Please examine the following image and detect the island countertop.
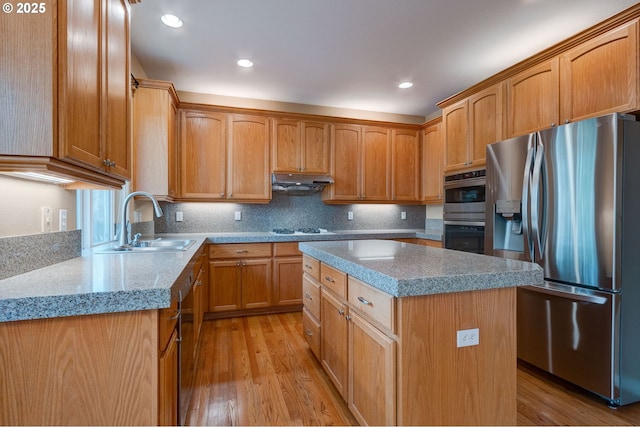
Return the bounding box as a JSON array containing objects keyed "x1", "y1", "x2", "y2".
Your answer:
[{"x1": 299, "y1": 239, "x2": 543, "y2": 297}]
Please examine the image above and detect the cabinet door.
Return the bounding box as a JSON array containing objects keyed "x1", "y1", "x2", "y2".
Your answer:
[
  {"x1": 58, "y1": 0, "x2": 103, "y2": 170},
  {"x1": 133, "y1": 82, "x2": 178, "y2": 199},
  {"x1": 443, "y1": 99, "x2": 469, "y2": 172},
  {"x1": 422, "y1": 120, "x2": 443, "y2": 203},
  {"x1": 273, "y1": 256, "x2": 303, "y2": 306},
  {"x1": 560, "y1": 20, "x2": 638, "y2": 123},
  {"x1": 228, "y1": 114, "x2": 271, "y2": 201},
  {"x1": 158, "y1": 329, "x2": 178, "y2": 426},
  {"x1": 241, "y1": 258, "x2": 272, "y2": 309},
  {"x1": 327, "y1": 124, "x2": 362, "y2": 201},
  {"x1": 180, "y1": 110, "x2": 227, "y2": 199},
  {"x1": 362, "y1": 126, "x2": 391, "y2": 201},
  {"x1": 272, "y1": 118, "x2": 301, "y2": 173},
  {"x1": 208, "y1": 260, "x2": 241, "y2": 312},
  {"x1": 391, "y1": 128, "x2": 420, "y2": 202},
  {"x1": 468, "y1": 83, "x2": 503, "y2": 169},
  {"x1": 301, "y1": 121, "x2": 330, "y2": 174},
  {"x1": 348, "y1": 310, "x2": 396, "y2": 426},
  {"x1": 103, "y1": 0, "x2": 131, "y2": 179},
  {"x1": 321, "y1": 290, "x2": 349, "y2": 399},
  {"x1": 507, "y1": 58, "x2": 559, "y2": 137},
  {"x1": 193, "y1": 269, "x2": 205, "y2": 345}
]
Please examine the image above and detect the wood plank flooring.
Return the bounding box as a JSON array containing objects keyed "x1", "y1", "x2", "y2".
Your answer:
[{"x1": 187, "y1": 312, "x2": 640, "y2": 426}]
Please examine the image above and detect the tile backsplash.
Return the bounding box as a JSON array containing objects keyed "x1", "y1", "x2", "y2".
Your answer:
[{"x1": 154, "y1": 192, "x2": 430, "y2": 233}]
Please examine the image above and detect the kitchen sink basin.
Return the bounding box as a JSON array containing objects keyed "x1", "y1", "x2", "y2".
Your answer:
[{"x1": 98, "y1": 239, "x2": 196, "y2": 254}]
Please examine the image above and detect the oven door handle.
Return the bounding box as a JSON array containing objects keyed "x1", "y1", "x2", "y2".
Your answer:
[{"x1": 444, "y1": 221, "x2": 485, "y2": 227}]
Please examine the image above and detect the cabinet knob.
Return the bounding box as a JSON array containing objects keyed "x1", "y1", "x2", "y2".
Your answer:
[
  {"x1": 551, "y1": 122, "x2": 556, "y2": 127},
  {"x1": 304, "y1": 293, "x2": 313, "y2": 300},
  {"x1": 305, "y1": 329, "x2": 313, "y2": 336},
  {"x1": 338, "y1": 308, "x2": 345, "y2": 315},
  {"x1": 220, "y1": 192, "x2": 225, "y2": 197},
  {"x1": 565, "y1": 119, "x2": 570, "y2": 124}
]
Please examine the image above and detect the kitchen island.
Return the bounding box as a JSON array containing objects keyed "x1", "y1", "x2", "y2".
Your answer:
[{"x1": 298, "y1": 239, "x2": 543, "y2": 426}]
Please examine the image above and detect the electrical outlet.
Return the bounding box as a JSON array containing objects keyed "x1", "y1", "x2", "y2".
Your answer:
[
  {"x1": 401, "y1": 211, "x2": 407, "y2": 220},
  {"x1": 41, "y1": 207, "x2": 52, "y2": 233},
  {"x1": 456, "y1": 328, "x2": 479, "y2": 348},
  {"x1": 234, "y1": 211, "x2": 242, "y2": 221},
  {"x1": 348, "y1": 211, "x2": 354, "y2": 220},
  {"x1": 176, "y1": 211, "x2": 184, "y2": 222}
]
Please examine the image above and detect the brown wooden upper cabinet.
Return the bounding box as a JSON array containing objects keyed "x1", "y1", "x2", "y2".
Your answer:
[
  {"x1": 421, "y1": 118, "x2": 443, "y2": 204},
  {"x1": 178, "y1": 111, "x2": 271, "y2": 202},
  {"x1": 506, "y1": 58, "x2": 560, "y2": 137},
  {"x1": 0, "y1": 0, "x2": 131, "y2": 186},
  {"x1": 324, "y1": 124, "x2": 362, "y2": 201},
  {"x1": 507, "y1": 19, "x2": 639, "y2": 138},
  {"x1": 391, "y1": 129, "x2": 420, "y2": 202},
  {"x1": 133, "y1": 80, "x2": 179, "y2": 201},
  {"x1": 443, "y1": 84, "x2": 503, "y2": 173},
  {"x1": 272, "y1": 119, "x2": 330, "y2": 174},
  {"x1": 559, "y1": 20, "x2": 639, "y2": 124},
  {"x1": 362, "y1": 126, "x2": 392, "y2": 201},
  {"x1": 179, "y1": 110, "x2": 227, "y2": 200}
]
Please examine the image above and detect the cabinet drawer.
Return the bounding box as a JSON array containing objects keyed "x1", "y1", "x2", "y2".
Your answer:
[
  {"x1": 348, "y1": 276, "x2": 395, "y2": 333},
  {"x1": 209, "y1": 243, "x2": 272, "y2": 259},
  {"x1": 302, "y1": 254, "x2": 320, "y2": 281},
  {"x1": 302, "y1": 274, "x2": 321, "y2": 319},
  {"x1": 321, "y1": 264, "x2": 347, "y2": 299},
  {"x1": 274, "y1": 242, "x2": 301, "y2": 257},
  {"x1": 158, "y1": 297, "x2": 179, "y2": 352},
  {"x1": 302, "y1": 307, "x2": 321, "y2": 359}
]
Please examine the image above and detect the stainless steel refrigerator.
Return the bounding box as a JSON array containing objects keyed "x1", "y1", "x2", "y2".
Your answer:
[{"x1": 485, "y1": 113, "x2": 640, "y2": 406}]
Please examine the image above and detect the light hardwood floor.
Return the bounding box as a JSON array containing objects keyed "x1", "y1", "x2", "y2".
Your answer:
[{"x1": 187, "y1": 312, "x2": 640, "y2": 426}]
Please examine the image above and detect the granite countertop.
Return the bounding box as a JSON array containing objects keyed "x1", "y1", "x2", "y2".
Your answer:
[
  {"x1": 299, "y1": 240, "x2": 543, "y2": 297},
  {"x1": 0, "y1": 229, "x2": 442, "y2": 323}
]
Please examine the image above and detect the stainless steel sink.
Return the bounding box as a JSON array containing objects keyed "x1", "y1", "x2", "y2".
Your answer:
[{"x1": 98, "y1": 239, "x2": 196, "y2": 254}]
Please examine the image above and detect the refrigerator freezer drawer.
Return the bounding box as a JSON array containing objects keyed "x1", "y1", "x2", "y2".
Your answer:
[{"x1": 517, "y1": 283, "x2": 618, "y2": 402}]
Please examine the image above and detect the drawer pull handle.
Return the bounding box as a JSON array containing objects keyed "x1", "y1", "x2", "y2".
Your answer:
[
  {"x1": 304, "y1": 293, "x2": 313, "y2": 300},
  {"x1": 325, "y1": 276, "x2": 335, "y2": 283},
  {"x1": 357, "y1": 296, "x2": 372, "y2": 306},
  {"x1": 169, "y1": 309, "x2": 181, "y2": 321},
  {"x1": 305, "y1": 329, "x2": 313, "y2": 336},
  {"x1": 304, "y1": 264, "x2": 313, "y2": 269},
  {"x1": 236, "y1": 249, "x2": 249, "y2": 253}
]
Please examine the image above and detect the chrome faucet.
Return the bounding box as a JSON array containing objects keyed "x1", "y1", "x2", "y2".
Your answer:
[{"x1": 117, "y1": 191, "x2": 163, "y2": 248}]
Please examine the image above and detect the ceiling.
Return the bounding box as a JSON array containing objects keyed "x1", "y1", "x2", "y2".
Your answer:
[{"x1": 130, "y1": 0, "x2": 638, "y2": 119}]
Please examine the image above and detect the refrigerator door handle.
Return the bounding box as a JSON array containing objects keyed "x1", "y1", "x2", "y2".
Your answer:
[
  {"x1": 531, "y1": 136, "x2": 545, "y2": 258},
  {"x1": 522, "y1": 144, "x2": 535, "y2": 258},
  {"x1": 523, "y1": 284, "x2": 608, "y2": 305}
]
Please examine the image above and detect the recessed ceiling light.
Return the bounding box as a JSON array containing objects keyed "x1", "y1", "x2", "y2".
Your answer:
[
  {"x1": 398, "y1": 81, "x2": 413, "y2": 89},
  {"x1": 237, "y1": 58, "x2": 254, "y2": 68},
  {"x1": 161, "y1": 14, "x2": 183, "y2": 28}
]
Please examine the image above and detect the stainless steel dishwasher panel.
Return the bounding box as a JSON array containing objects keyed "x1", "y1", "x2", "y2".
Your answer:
[{"x1": 517, "y1": 283, "x2": 619, "y2": 402}]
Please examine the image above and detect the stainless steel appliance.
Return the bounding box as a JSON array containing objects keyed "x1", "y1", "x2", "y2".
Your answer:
[
  {"x1": 485, "y1": 113, "x2": 640, "y2": 406},
  {"x1": 443, "y1": 169, "x2": 485, "y2": 253},
  {"x1": 271, "y1": 173, "x2": 334, "y2": 195}
]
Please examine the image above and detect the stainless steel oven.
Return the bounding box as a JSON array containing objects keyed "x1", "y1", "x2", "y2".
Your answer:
[{"x1": 443, "y1": 170, "x2": 486, "y2": 254}]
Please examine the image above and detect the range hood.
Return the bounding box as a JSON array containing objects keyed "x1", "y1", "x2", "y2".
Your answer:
[{"x1": 271, "y1": 173, "x2": 334, "y2": 195}]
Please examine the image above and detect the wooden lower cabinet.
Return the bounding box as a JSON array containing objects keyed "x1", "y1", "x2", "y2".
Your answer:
[
  {"x1": 209, "y1": 258, "x2": 272, "y2": 312},
  {"x1": 320, "y1": 289, "x2": 349, "y2": 399},
  {"x1": 303, "y1": 254, "x2": 517, "y2": 426},
  {"x1": 273, "y1": 242, "x2": 303, "y2": 306},
  {"x1": 158, "y1": 328, "x2": 179, "y2": 426},
  {"x1": 348, "y1": 310, "x2": 396, "y2": 426}
]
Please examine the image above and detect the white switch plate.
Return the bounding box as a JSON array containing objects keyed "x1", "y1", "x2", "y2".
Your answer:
[
  {"x1": 347, "y1": 211, "x2": 354, "y2": 220},
  {"x1": 176, "y1": 211, "x2": 184, "y2": 222},
  {"x1": 401, "y1": 211, "x2": 407, "y2": 220},
  {"x1": 59, "y1": 209, "x2": 68, "y2": 231},
  {"x1": 41, "y1": 207, "x2": 52, "y2": 233},
  {"x1": 457, "y1": 328, "x2": 479, "y2": 348},
  {"x1": 234, "y1": 211, "x2": 242, "y2": 221}
]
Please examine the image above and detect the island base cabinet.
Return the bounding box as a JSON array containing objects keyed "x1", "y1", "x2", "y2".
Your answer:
[
  {"x1": 0, "y1": 311, "x2": 159, "y2": 426},
  {"x1": 396, "y1": 287, "x2": 516, "y2": 426},
  {"x1": 320, "y1": 289, "x2": 349, "y2": 399},
  {"x1": 348, "y1": 310, "x2": 396, "y2": 426}
]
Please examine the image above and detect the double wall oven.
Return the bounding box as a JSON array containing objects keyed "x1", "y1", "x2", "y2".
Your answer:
[{"x1": 443, "y1": 169, "x2": 486, "y2": 254}]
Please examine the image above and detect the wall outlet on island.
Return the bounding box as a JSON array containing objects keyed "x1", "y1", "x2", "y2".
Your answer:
[{"x1": 456, "y1": 328, "x2": 479, "y2": 348}]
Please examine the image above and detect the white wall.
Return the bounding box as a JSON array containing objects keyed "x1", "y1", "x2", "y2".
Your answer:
[{"x1": 0, "y1": 176, "x2": 77, "y2": 237}]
